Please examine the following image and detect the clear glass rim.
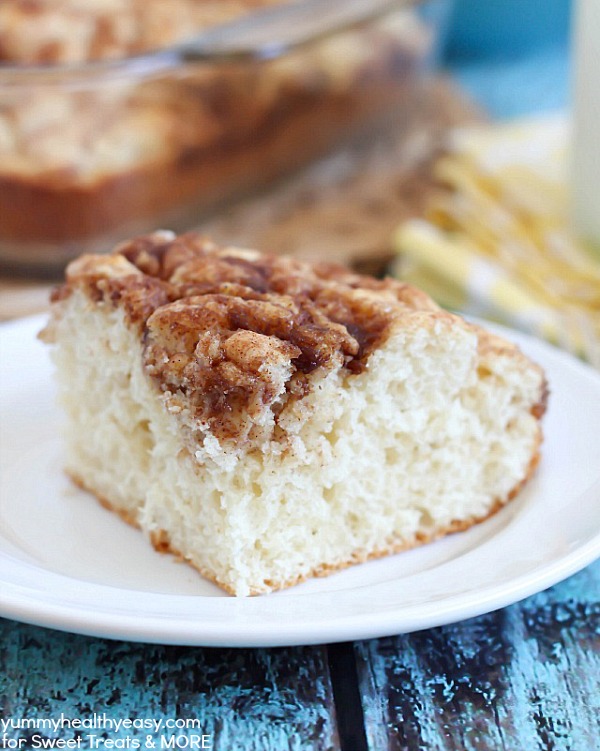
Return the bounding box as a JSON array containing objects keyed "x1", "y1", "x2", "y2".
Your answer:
[{"x1": 0, "y1": 0, "x2": 418, "y2": 83}]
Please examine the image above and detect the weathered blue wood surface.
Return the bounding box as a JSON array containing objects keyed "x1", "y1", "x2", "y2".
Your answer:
[
  {"x1": 0, "y1": 625, "x2": 339, "y2": 750},
  {"x1": 356, "y1": 559, "x2": 600, "y2": 751},
  {"x1": 1, "y1": 562, "x2": 597, "y2": 750}
]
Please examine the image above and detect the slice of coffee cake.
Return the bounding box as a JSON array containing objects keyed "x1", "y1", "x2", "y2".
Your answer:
[{"x1": 42, "y1": 231, "x2": 547, "y2": 595}]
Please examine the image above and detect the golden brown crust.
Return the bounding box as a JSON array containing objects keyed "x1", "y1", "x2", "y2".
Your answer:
[
  {"x1": 68, "y1": 471, "x2": 140, "y2": 528},
  {"x1": 531, "y1": 378, "x2": 550, "y2": 420}
]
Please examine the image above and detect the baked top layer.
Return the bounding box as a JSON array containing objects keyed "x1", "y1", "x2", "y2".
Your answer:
[{"x1": 52, "y1": 231, "x2": 547, "y2": 445}]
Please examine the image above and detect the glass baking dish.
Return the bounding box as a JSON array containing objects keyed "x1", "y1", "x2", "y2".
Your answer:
[{"x1": 0, "y1": 0, "x2": 448, "y2": 274}]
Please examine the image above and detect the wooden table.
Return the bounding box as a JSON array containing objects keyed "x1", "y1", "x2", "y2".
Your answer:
[{"x1": 2, "y1": 561, "x2": 599, "y2": 750}]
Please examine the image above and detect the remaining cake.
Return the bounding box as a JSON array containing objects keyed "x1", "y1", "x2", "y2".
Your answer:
[
  {"x1": 41, "y1": 231, "x2": 548, "y2": 596},
  {"x1": 0, "y1": 1, "x2": 432, "y2": 272}
]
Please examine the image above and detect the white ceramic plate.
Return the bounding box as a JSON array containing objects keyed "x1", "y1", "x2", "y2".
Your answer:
[{"x1": 1, "y1": 314, "x2": 600, "y2": 646}]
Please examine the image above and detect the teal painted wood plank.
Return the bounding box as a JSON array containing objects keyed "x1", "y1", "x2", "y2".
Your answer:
[
  {"x1": 356, "y1": 560, "x2": 600, "y2": 751},
  {"x1": 0, "y1": 622, "x2": 339, "y2": 751}
]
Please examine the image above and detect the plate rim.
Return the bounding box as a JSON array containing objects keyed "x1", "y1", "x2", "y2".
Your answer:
[{"x1": 1, "y1": 529, "x2": 600, "y2": 646}]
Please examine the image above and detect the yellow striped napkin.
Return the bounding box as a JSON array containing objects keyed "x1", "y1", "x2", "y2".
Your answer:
[{"x1": 393, "y1": 115, "x2": 600, "y2": 368}]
